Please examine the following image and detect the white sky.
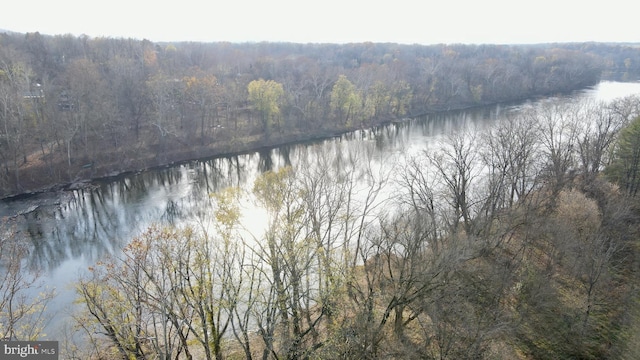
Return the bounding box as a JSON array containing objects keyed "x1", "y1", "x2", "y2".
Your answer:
[{"x1": 2, "y1": 0, "x2": 638, "y2": 44}]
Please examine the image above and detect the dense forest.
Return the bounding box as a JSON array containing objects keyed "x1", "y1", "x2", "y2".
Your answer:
[
  {"x1": 2, "y1": 32, "x2": 640, "y2": 198},
  {"x1": 4, "y1": 32, "x2": 640, "y2": 359}
]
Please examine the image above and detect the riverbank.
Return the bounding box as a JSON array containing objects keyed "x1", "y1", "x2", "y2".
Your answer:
[
  {"x1": 1, "y1": 104, "x2": 482, "y2": 203},
  {"x1": 1, "y1": 122, "x2": 373, "y2": 203},
  {"x1": 0, "y1": 82, "x2": 606, "y2": 203}
]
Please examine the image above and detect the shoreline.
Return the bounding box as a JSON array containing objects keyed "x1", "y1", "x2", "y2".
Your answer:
[{"x1": 0, "y1": 86, "x2": 597, "y2": 204}]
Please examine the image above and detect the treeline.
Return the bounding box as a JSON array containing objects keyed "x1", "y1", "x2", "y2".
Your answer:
[
  {"x1": 39, "y1": 96, "x2": 640, "y2": 359},
  {"x1": 2, "y1": 32, "x2": 632, "y2": 197}
]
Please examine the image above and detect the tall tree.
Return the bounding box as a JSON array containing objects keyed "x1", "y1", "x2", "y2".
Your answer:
[
  {"x1": 107, "y1": 56, "x2": 149, "y2": 142},
  {"x1": 605, "y1": 115, "x2": 640, "y2": 195},
  {"x1": 247, "y1": 78, "x2": 284, "y2": 137},
  {"x1": 330, "y1": 75, "x2": 361, "y2": 127},
  {"x1": 147, "y1": 73, "x2": 184, "y2": 157},
  {"x1": 183, "y1": 73, "x2": 221, "y2": 143},
  {"x1": 427, "y1": 128, "x2": 479, "y2": 234},
  {"x1": 0, "y1": 57, "x2": 31, "y2": 190},
  {"x1": 576, "y1": 101, "x2": 625, "y2": 182}
]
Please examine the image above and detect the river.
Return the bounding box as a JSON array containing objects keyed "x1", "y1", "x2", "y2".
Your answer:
[{"x1": 2, "y1": 80, "x2": 640, "y2": 338}]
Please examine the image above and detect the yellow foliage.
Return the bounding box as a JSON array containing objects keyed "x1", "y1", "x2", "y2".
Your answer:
[
  {"x1": 247, "y1": 78, "x2": 284, "y2": 121},
  {"x1": 212, "y1": 187, "x2": 241, "y2": 227},
  {"x1": 253, "y1": 166, "x2": 294, "y2": 211}
]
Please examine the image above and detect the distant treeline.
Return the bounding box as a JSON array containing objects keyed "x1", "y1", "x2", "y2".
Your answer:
[{"x1": 1, "y1": 31, "x2": 639, "y2": 197}]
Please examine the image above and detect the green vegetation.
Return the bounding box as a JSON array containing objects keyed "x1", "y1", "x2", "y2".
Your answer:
[
  {"x1": 606, "y1": 115, "x2": 640, "y2": 195},
  {"x1": 329, "y1": 74, "x2": 361, "y2": 126},
  {"x1": 247, "y1": 79, "x2": 285, "y2": 136}
]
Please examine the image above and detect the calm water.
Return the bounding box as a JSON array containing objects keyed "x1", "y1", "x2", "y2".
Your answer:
[{"x1": 3, "y1": 80, "x2": 640, "y2": 336}]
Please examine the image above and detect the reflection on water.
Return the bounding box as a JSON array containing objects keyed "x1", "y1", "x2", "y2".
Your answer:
[{"x1": 2, "y1": 80, "x2": 640, "y2": 335}]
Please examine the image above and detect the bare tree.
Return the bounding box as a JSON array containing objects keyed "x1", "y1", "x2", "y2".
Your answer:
[
  {"x1": 480, "y1": 112, "x2": 541, "y2": 209},
  {"x1": 0, "y1": 219, "x2": 55, "y2": 341},
  {"x1": 535, "y1": 101, "x2": 581, "y2": 195},
  {"x1": 608, "y1": 94, "x2": 640, "y2": 126},
  {"x1": 76, "y1": 239, "x2": 152, "y2": 359},
  {"x1": 0, "y1": 56, "x2": 32, "y2": 190},
  {"x1": 426, "y1": 127, "x2": 479, "y2": 235},
  {"x1": 575, "y1": 101, "x2": 626, "y2": 182},
  {"x1": 252, "y1": 166, "x2": 326, "y2": 359}
]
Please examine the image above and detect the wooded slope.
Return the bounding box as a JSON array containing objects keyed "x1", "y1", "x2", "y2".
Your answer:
[{"x1": 1, "y1": 32, "x2": 638, "y2": 197}]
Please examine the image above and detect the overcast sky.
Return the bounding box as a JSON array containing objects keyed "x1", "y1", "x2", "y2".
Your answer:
[{"x1": 2, "y1": 0, "x2": 637, "y2": 44}]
